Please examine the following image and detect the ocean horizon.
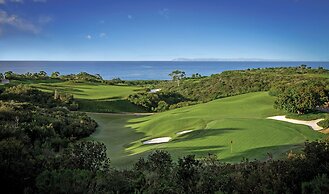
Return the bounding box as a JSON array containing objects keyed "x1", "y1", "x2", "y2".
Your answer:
[{"x1": 1, "y1": 61, "x2": 328, "y2": 80}]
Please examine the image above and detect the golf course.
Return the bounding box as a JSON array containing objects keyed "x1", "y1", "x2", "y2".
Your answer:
[
  {"x1": 22, "y1": 77, "x2": 326, "y2": 168},
  {"x1": 87, "y1": 92, "x2": 325, "y2": 167}
]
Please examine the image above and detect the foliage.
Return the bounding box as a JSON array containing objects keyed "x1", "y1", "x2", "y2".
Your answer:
[
  {"x1": 60, "y1": 72, "x2": 104, "y2": 83},
  {"x1": 274, "y1": 82, "x2": 329, "y2": 114},
  {"x1": 128, "y1": 91, "x2": 191, "y2": 112},
  {"x1": 169, "y1": 70, "x2": 186, "y2": 81},
  {"x1": 169, "y1": 70, "x2": 186, "y2": 86},
  {"x1": 319, "y1": 118, "x2": 329, "y2": 129},
  {"x1": 34, "y1": 141, "x2": 329, "y2": 193},
  {"x1": 0, "y1": 85, "x2": 99, "y2": 192},
  {"x1": 302, "y1": 174, "x2": 329, "y2": 194},
  {"x1": 130, "y1": 66, "x2": 329, "y2": 112},
  {"x1": 36, "y1": 169, "x2": 96, "y2": 194},
  {"x1": 0, "y1": 84, "x2": 78, "y2": 110},
  {"x1": 61, "y1": 141, "x2": 110, "y2": 172}
]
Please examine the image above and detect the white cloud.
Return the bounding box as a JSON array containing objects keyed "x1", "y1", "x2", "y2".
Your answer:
[
  {"x1": 85, "y1": 34, "x2": 92, "y2": 39},
  {"x1": 99, "y1": 32, "x2": 107, "y2": 38},
  {"x1": 0, "y1": 10, "x2": 39, "y2": 34}
]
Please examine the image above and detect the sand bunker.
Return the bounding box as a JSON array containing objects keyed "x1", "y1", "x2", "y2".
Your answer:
[
  {"x1": 149, "y1": 89, "x2": 162, "y2": 93},
  {"x1": 143, "y1": 137, "x2": 172, "y2": 144},
  {"x1": 267, "y1": 115, "x2": 324, "y2": 131},
  {"x1": 176, "y1": 130, "x2": 194, "y2": 135}
]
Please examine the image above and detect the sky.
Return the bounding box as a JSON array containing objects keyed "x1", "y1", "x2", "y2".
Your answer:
[{"x1": 0, "y1": 0, "x2": 329, "y2": 61}]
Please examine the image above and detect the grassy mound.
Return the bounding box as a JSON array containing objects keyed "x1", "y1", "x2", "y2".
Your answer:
[{"x1": 89, "y1": 92, "x2": 326, "y2": 168}]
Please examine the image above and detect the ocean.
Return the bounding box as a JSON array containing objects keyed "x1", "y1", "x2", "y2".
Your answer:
[{"x1": 0, "y1": 61, "x2": 328, "y2": 80}]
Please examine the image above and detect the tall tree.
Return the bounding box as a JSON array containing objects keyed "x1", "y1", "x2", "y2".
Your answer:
[{"x1": 169, "y1": 70, "x2": 186, "y2": 86}]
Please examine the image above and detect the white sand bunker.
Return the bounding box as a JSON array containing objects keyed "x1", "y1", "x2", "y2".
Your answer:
[
  {"x1": 176, "y1": 130, "x2": 194, "y2": 135},
  {"x1": 267, "y1": 115, "x2": 324, "y2": 131},
  {"x1": 149, "y1": 88, "x2": 162, "y2": 93},
  {"x1": 143, "y1": 137, "x2": 172, "y2": 144}
]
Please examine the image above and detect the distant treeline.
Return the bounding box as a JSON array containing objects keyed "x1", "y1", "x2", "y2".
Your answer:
[
  {"x1": 0, "y1": 71, "x2": 163, "y2": 86},
  {"x1": 128, "y1": 66, "x2": 329, "y2": 115}
]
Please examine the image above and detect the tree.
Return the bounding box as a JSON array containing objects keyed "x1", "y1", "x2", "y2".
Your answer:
[
  {"x1": 300, "y1": 64, "x2": 307, "y2": 69},
  {"x1": 95, "y1": 74, "x2": 103, "y2": 81},
  {"x1": 302, "y1": 174, "x2": 329, "y2": 194},
  {"x1": 4, "y1": 71, "x2": 13, "y2": 79},
  {"x1": 176, "y1": 155, "x2": 201, "y2": 193},
  {"x1": 51, "y1": 71, "x2": 60, "y2": 78},
  {"x1": 61, "y1": 141, "x2": 110, "y2": 172},
  {"x1": 169, "y1": 70, "x2": 186, "y2": 86},
  {"x1": 191, "y1": 73, "x2": 202, "y2": 79},
  {"x1": 274, "y1": 82, "x2": 328, "y2": 114},
  {"x1": 155, "y1": 100, "x2": 169, "y2": 112},
  {"x1": 36, "y1": 169, "x2": 95, "y2": 194},
  {"x1": 38, "y1": 71, "x2": 48, "y2": 78}
]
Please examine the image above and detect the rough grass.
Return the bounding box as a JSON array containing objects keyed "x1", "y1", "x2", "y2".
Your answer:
[
  {"x1": 287, "y1": 112, "x2": 329, "y2": 121},
  {"x1": 89, "y1": 92, "x2": 326, "y2": 168},
  {"x1": 30, "y1": 81, "x2": 145, "y2": 113}
]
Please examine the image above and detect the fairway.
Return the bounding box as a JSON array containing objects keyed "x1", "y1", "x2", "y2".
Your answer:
[
  {"x1": 89, "y1": 92, "x2": 326, "y2": 168},
  {"x1": 30, "y1": 81, "x2": 145, "y2": 112}
]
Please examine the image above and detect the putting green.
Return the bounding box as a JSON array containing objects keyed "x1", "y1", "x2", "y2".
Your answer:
[
  {"x1": 89, "y1": 92, "x2": 326, "y2": 168},
  {"x1": 30, "y1": 81, "x2": 145, "y2": 112}
]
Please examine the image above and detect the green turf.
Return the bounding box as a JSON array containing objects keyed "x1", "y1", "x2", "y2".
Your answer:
[
  {"x1": 88, "y1": 92, "x2": 326, "y2": 168},
  {"x1": 30, "y1": 81, "x2": 145, "y2": 112}
]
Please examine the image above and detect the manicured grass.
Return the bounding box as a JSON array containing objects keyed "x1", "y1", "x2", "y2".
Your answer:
[
  {"x1": 86, "y1": 113, "x2": 150, "y2": 168},
  {"x1": 30, "y1": 81, "x2": 145, "y2": 112},
  {"x1": 89, "y1": 92, "x2": 326, "y2": 168}
]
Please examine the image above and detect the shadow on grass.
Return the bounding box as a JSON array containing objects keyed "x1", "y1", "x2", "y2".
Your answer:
[
  {"x1": 165, "y1": 145, "x2": 226, "y2": 157},
  {"x1": 222, "y1": 143, "x2": 303, "y2": 163},
  {"x1": 173, "y1": 128, "x2": 242, "y2": 143},
  {"x1": 78, "y1": 99, "x2": 146, "y2": 113},
  {"x1": 87, "y1": 113, "x2": 149, "y2": 169},
  {"x1": 33, "y1": 84, "x2": 86, "y2": 95},
  {"x1": 15, "y1": 79, "x2": 64, "y2": 84}
]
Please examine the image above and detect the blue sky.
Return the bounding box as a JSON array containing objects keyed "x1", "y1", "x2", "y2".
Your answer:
[{"x1": 0, "y1": 0, "x2": 328, "y2": 61}]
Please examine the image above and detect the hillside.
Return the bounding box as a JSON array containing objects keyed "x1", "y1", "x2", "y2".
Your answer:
[{"x1": 29, "y1": 81, "x2": 145, "y2": 113}]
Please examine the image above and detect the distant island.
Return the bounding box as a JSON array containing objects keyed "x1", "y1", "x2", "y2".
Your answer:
[{"x1": 172, "y1": 58, "x2": 298, "y2": 62}]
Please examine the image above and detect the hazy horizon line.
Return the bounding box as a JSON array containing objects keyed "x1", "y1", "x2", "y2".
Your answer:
[{"x1": 1, "y1": 59, "x2": 329, "y2": 62}]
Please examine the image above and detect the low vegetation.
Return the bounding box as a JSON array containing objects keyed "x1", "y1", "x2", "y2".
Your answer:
[
  {"x1": 128, "y1": 66, "x2": 329, "y2": 112},
  {"x1": 0, "y1": 85, "x2": 99, "y2": 192},
  {"x1": 18, "y1": 142, "x2": 329, "y2": 193}
]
